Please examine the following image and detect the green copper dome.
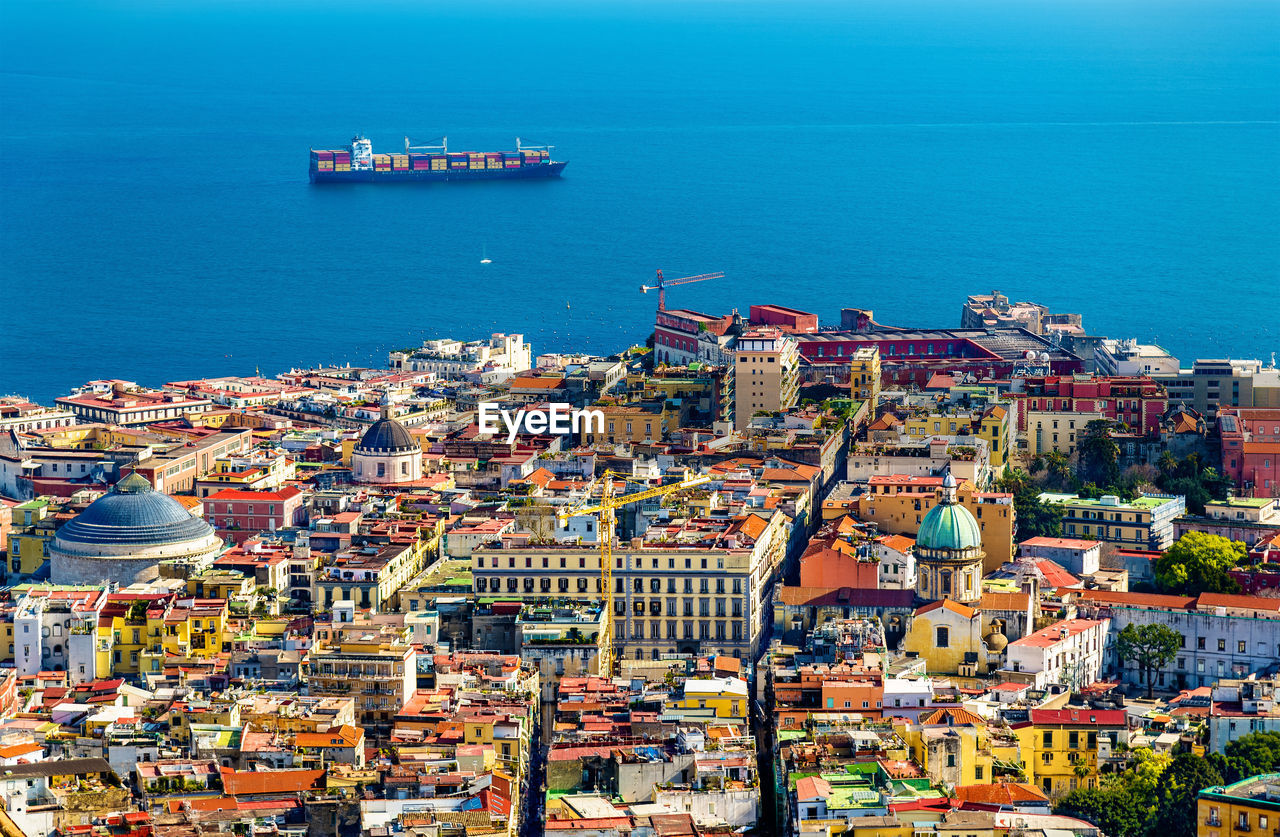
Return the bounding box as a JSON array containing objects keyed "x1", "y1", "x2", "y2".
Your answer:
[
  {"x1": 917, "y1": 503, "x2": 982, "y2": 552},
  {"x1": 916, "y1": 472, "x2": 982, "y2": 555}
]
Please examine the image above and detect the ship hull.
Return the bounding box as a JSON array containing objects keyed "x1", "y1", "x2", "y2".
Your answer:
[{"x1": 309, "y1": 161, "x2": 567, "y2": 183}]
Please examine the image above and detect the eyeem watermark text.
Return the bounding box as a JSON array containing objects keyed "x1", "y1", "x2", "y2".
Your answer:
[{"x1": 478, "y1": 402, "x2": 604, "y2": 444}]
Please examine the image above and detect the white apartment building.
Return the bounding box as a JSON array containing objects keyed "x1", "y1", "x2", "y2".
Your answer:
[{"x1": 1001, "y1": 618, "x2": 1110, "y2": 691}]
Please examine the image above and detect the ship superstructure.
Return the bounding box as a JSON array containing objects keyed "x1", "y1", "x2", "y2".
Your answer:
[{"x1": 309, "y1": 135, "x2": 566, "y2": 183}]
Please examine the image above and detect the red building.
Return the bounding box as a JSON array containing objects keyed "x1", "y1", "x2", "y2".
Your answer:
[
  {"x1": 797, "y1": 329, "x2": 1082, "y2": 386},
  {"x1": 749, "y1": 304, "x2": 819, "y2": 334},
  {"x1": 1011, "y1": 375, "x2": 1167, "y2": 437},
  {"x1": 1220, "y1": 408, "x2": 1280, "y2": 497},
  {"x1": 652, "y1": 309, "x2": 737, "y2": 365},
  {"x1": 207, "y1": 486, "x2": 306, "y2": 537}
]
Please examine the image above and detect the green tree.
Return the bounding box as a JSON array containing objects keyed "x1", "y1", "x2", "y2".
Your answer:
[
  {"x1": 1053, "y1": 783, "x2": 1148, "y2": 837},
  {"x1": 1154, "y1": 531, "x2": 1245, "y2": 595},
  {"x1": 1044, "y1": 450, "x2": 1073, "y2": 488},
  {"x1": 1151, "y1": 753, "x2": 1223, "y2": 837},
  {"x1": 996, "y1": 468, "x2": 1064, "y2": 539},
  {"x1": 1115, "y1": 623, "x2": 1181, "y2": 698},
  {"x1": 1155, "y1": 452, "x2": 1233, "y2": 514},
  {"x1": 1208, "y1": 730, "x2": 1280, "y2": 783},
  {"x1": 1077, "y1": 419, "x2": 1120, "y2": 488}
]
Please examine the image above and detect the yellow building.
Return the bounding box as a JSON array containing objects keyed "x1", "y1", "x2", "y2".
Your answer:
[
  {"x1": 734, "y1": 329, "x2": 800, "y2": 431},
  {"x1": 1026, "y1": 409, "x2": 1103, "y2": 457},
  {"x1": 895, "y1": 707, "x2": 1022, "y2": 788},
  {"x1": 7, "y1": 500, "x2": 56, "y2": 577},
  {"x1": 667, "y1": 676, "x2": 749, "y2": 720},
  {"x1": 902, "y1": 405, "x2": 1012, "y2": 473},
  {"x1": 901, "y1": 599, "x2": 1001, "y2": 678},
  {"x1": 1014, "y1": 708, "x2": 1127, "y2": 798},
  {"x1": 849, "y1": 347, "x2": 881, "y2": 405},
  {"x1": 859, "y1": 475, "x2": 1015, "y2": 571},
  {"x1": 100, "y1": 597, "x2": 228, "y2": 677},
  {"x1": 578, "y1": 401, "x2": 674, "y2": 446},
  {"x1": 1197, "y1": 773, "x2": 1280, "y2": 837}
]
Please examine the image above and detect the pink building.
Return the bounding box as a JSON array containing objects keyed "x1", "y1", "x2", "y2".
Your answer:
[
  {"x1": 1012, "y1": 375, "x2": 1167, "y2": 437},
  {"x1": 1220, "y1": 409, "x2": 1280, "y2": 497},
  {"x1": 206, "y1": 486, "x2": 306, "y2": 535}
]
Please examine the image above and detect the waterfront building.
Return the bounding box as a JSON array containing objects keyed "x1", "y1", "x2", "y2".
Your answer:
[
  {"x1": 1093, "y1": 338, "x2": 1180, "y2": 376},
  {"x1": 1155, "y1": 357, "x2": 1280, "y2": 418},
  {"x1": 0, "y1": 397, "x2": 76, "y2": 434},
  {"x1": 388, "y1": 333, "x2": 531, "y2": 382},
  {"x1": 55, "y1": 380, "x2": 213, "y2": 426}
]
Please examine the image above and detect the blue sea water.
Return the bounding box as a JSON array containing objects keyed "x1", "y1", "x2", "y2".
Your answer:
[{"x1": 1, "y1": 0, "x2": 1277, "y2": 404}]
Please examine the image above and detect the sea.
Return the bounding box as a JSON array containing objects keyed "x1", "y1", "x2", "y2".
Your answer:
[{"x1": 1, "y1": 0, "x2": 1277, "y2": 405}]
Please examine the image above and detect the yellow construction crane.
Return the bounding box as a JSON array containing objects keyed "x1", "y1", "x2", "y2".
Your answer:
[{"x1": 556, "y1": 470, "x2": 711, "y2": 677}]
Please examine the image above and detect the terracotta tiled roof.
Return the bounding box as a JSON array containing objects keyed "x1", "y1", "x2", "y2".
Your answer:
[
  {"x1": 1011, "y1": 619, "x2": 1104, "y2": 648},
  {"x1": 1196, "y1": 593, "x2": 1280, "y2": 612},
  {"x1": 1070, "y1": 589, "x2": 1196, "y2": 610},
  {"x1": 220, "y1": 767, "x2": 325, "y2": 796},
  {"x1": 920, "y1": 707, "x2": 984, "y2": 726},
  {"x1": 979, "y1": 591, "x2": 1030, "y2": 612},
  {"x1": 952, "y1": 781, "x2": 1047, "y2": 805},
  {"x1": 914, "y1": 599, "x2": 977, "y2": 619},
  {"x1": 510, "y1": 377, "x2": 565, "y2": 390},
  {"x1": 795, "y1": 775, "x2": 832, "y2": 801}
]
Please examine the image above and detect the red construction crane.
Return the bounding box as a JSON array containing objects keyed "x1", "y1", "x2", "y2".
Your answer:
[{"x1": 640, "y1": 269, "x2": 725, "y2": 312}]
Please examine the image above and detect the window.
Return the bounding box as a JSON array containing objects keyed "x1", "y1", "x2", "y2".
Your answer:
[
  {"x1": 1239, "y1": 640, "x2": 1247, "y2": 653},
  {"x1": 936, "y1": 627, "x2": 950, "y2": 648},
  {"x1": 1219, "y1": 638, "x2": 1226, "y2": 652}
]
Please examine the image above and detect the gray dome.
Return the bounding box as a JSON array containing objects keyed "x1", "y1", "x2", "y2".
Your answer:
[
  {"x1": 356, "y1": 418, "x2": 417, "y2": 453},
  {"x1": 56, "y1": 472, "x2": 214, "y2": 547}
]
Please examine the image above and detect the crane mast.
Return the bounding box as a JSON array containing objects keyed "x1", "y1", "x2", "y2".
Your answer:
[{"x1": 557, "y1": 471, "x2": 712, "y2": 677}]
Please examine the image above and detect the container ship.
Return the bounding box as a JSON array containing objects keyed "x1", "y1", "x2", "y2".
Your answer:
[{"x1": 309, "y1": 135, "x2": 567, "y2": 183}]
